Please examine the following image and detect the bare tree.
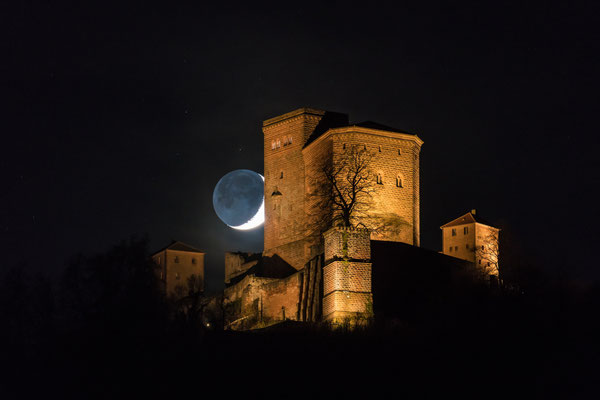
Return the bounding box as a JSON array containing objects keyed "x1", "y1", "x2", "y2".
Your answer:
[
  {"x1": 307, "y1": 145, "x2": 376, "y2": 234},
  {"x1": 475, "y1": 230, "x2": 500, "y2": 280},
  {"x1": 307, "y1": 144, "x2": 409, "y2": 238},
  {"x1": 171, "y1": 274, "x2": 209, "y2": 330}
]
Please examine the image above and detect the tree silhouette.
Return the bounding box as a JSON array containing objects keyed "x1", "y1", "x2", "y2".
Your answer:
[{"x1": 308, "y1": 145, "x2": 376, "y2": 233}]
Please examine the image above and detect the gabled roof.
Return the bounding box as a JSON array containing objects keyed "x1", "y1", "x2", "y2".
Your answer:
[
  {"x1": 152, "y1": 241, "x2": 205, "y2": 255},
  {"x1": 440, "y1": 211, "x2": 497, "y2": 229}
]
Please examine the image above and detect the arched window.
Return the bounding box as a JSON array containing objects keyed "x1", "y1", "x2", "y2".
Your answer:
[
  {"x1": 378, "y1": 145, "x2": 382, "y2": 152},
  {"x1": 376, "y1": 173, "x2": 383, "y2": 185},
  {"x1": 396, "y1": 175, "x2": 403, "y2": 188}
]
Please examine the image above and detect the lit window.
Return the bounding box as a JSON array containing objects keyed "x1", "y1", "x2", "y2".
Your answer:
[
  {"x1": 376, "y1": 173, "x2": 383, "y2": 185},
  {"x1": 174, "y1": 256, "x2": 179, "y2": 263},
  {"x1": 276, "y1": 139, "x2": 281, "y2": 148},
  {"x1": 451, "y1": 229, "x2": 456, "y2": 236},
  {"x1": 271, "y1": 141, "x2": 276, "y2": 150},
  {"x1": 288, "y1": 136, "x2": 293, "y2": 144},
  {"x1": 464, "y1": 227, "x2": 469, "y2": 234},
  {"x1": 396, "y1": 176, "x2": 403, "y2": 188}
]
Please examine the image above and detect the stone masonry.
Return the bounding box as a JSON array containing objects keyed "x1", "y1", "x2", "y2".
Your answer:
[{"x1": 322, "y1": 227, "x2": 373, "y2": 323}]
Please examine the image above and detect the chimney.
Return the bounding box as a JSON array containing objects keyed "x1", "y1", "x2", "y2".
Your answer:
[{"x1": 471, "y1": 209, "x2": 477, "y2": 215}]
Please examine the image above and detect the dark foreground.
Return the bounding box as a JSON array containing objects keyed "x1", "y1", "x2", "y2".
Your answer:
[
  {"x1": 2, "y1": 305, "x2": 599, "y2": 399},
  {"x1": 1, "y1": 240, "x2": 598, "y2": 398}
]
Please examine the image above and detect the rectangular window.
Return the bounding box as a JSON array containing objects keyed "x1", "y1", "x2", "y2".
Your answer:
[
  {"x1": 451, "y1": 229, "x2": 456, "y2": 236},
  {"x1": 464, "y1": 227, "x2": 468, "y2": 234},
  {"x1": 449, "y1": 247, "x2": 452, "y2": 252},
  {"x1": 466, "y1": 244, "x2": 469, "y2": 249},
  {"x1": 455, "y1": 246, "x2": 458, "y2": 251}
]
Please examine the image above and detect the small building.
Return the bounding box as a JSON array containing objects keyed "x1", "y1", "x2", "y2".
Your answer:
[
  {"x1": 151, "y1": 241, "x2": 205, "y2": 295},
  {"x1": 440, "y1": 210, "x2": 500, "y2": 281}
]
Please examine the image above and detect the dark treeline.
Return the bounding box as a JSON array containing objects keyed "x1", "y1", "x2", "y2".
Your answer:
[{"x1": 1, "y1": 238, "x2": 599, "y2": 398}]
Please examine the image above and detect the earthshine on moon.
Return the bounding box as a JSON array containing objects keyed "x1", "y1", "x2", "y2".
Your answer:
[{"x1": 212, "y1": 169, "x2": 265, "y2": 230}]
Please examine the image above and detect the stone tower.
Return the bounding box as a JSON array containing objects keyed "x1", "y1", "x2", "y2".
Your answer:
[
  {"x1": 262, "y1": 108, "x2": 348, "y2": 268},
  {"x1": 263, "y1": 107, "x2": 423, "y2": 269},
  {"x1": 322, "y1": 227, "x2": 373, "y2": 323}
]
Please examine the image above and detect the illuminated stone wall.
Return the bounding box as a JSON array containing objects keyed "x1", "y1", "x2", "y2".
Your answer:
[
  {"x1": 223, "y1": 272, "x2": 302, "y2": 330},
  {"x1": 263, "y1": 108, "x2": 327, "y2": 269},
  {"x1": 152, "y1": 249, "x2": 204, "y2": 295},
  {"x1": 303, "y1": 125, "x2": 423, "y2": 247},
  {"x1": 322, "y1": 227, "x2": 373, "y2": 323}
]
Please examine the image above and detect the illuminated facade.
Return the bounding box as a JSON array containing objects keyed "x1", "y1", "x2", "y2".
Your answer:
[
  {"x1": 263, "y1": 108, "x2": 423, "y2": 270},
  {"x1": 151, "y1": 241, "x2": 205, "y2": 295},
  {"x1": 440, "y1": 210, "x2": 500, "y2": 278}
]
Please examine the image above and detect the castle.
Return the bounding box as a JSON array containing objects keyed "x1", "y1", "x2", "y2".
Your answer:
[{"x1": 153, "y1": 108, "x2": 499, "y2": 329}]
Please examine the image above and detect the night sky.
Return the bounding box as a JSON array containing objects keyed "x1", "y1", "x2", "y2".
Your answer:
[{"x1": 2, "y1": 2, "x2": 598, "y2": 292}]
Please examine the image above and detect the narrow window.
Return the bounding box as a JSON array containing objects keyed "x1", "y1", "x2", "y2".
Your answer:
[
  {"x1": 343, "y1": 143, "x2": 346, "y2": 149},
  {"x1": 481, "y1": 245, "x2": 484, "y2": 250},
  {"x1": 280, "y1": 171, "x2": 283, "y2": 179},
  {"x1": 378, "y1": 145, "x2": 382, "y2": 152},
  {"x1": 283, "y1": 137, "x2": 288, "y2": 146},
  {"x1": 157, "y1": 256, "x2": 161, "y2": 264},
  {"x1": 288, "y1": 136, "x2": 293, "y2": 144},
  {"x1": 276, "y1": 139, "x2": 281, "y2": 148},
  {"x1": 192, "y1": 258, "x2": 196, "y2": 265},
  {"x1": 451, "y1": 229, "x2": 456, "y2": 236},
  {"x1": 174, "y1": 256, "x2": 179, "y2": 263},
  {"x1": 364, "y1": 144, "x2": 367, "y2": 150},
  {"x1": 479, "y1": 259, "x2": 482, "y2": 265},
  {"x1": 454, "y1": 246, "x2": 458, "y2": 251},
  {"x1": 272, "y1": 141, "x2": 276, "y2": 149},
  {"x1": 175, "y1": 273, "x2": 180, "y2": 280},
  {"x1": 449, "y1": 247, "x2": 452, "y2": 252},
  {"x1": 398, "y1": 149, "x2": 402, "y2": 155},
  {"x1": 376, "y1": 173, "x2": 383, "y2": 185},
  {"x1": 466, "y1": 244, "x2": 469, "y2": 249},
  {"x1": 396, "y1": 176, "x2": 403, "y2": 188},
  {"x1": 464, "y1": 227, "x2": 469, "y2": 234}
]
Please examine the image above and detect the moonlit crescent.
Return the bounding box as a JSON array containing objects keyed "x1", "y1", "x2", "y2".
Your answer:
[{"x1": 229, "y1": 174, "x2": 265, "y2": 230}]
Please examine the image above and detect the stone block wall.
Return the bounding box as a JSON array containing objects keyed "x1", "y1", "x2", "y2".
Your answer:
[
  {"x1": 223, "y1": 272, "x2": 302, "y2": 330},
  {"x1": 322, "y1": 227, "x2": 373, "y2": 323},
  {"x1": 263, "y1": 108, "x2": 327, "y2": 269}
]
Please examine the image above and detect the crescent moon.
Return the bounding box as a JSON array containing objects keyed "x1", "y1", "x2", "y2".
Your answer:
[{"x1": 229, "y1": 174, "x2": 265, "y2": 230}]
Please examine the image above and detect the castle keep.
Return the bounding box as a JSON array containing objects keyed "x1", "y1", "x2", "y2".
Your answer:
[
  {"x1": 217, "y1": 108, "x2": 500, "y2": 329},
  {"x1": 263, "y1": 108, "x2": 423, "y2": 270}
]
